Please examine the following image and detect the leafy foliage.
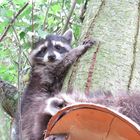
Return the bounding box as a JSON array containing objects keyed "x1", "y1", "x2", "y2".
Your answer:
[{"x1": 0, "y1": 0, "x2": 84, "y2": 83}]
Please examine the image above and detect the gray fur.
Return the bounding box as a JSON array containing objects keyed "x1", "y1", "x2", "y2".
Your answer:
[{"x1": 47, "y1": 92, "x2": 140, "y2": 125}]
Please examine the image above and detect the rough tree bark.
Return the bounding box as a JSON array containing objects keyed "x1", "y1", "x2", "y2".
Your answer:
[
  {"x1": 0, "y1": 78, "x2": 18, "y2": 139},
  {"x1": 63, "y1": 0, "x2": 140, "y2": 95},
  {"x1": 0, "y1": 78, "x2": 17, "y2": 117}
]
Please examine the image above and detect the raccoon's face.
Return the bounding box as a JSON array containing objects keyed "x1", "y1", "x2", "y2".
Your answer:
[{"x1": 30, "y1": 29, "x2": 73, "y2": 65}]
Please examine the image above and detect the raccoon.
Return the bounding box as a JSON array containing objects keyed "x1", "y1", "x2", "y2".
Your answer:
[{"x1": 12, "y1": 29, "x2": 95, "y2": 140}]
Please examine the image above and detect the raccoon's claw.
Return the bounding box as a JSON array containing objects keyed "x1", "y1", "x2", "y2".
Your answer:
[{"x1": 82, "y1": 38, "x2": 96, "y2": 48}]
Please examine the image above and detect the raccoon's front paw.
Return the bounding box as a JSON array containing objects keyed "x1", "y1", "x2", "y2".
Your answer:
[
  {"x1": 45, "y1": 97, "x2": 66, "y2": 116},
  {"x1": 82, "y1": 38, "x2": 96, "y2": 48},
  {"x1": 52, "y1": 97, "x2": 66, "y2": 109}
]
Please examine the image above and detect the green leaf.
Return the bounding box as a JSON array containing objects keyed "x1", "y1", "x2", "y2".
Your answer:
[
  {"x1": 77, "y1": 0, "x2": 84, "y2": 4},
  {"x1": 19, "y1": 31, "x2": 26, "y2": 40},
  {"x1": 51, "y1": 4, "x2": 61, "y2": 14}
]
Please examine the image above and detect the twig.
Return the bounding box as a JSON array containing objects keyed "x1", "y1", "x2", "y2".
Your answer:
[
  {"x1": 43, "y1": 0, "x2": 53, "y2": 30},
  {"x1": 13, "y1": 29, "x2": 23, "y2": 140},
  {"x1": 12, "y1": 25, "x2": 23, "y2": 140},
  {"x1": 85, "y1": 42, "x2": 100, "y2": 96},
  {"x1": 80, "y1": 0, "x2": 89, "y2": 22},
  {"x1": 0, "y1": 2, "x2": 29, "y2": 42},
  {"x1": 17, "y1": 40, "x2": 22, "y2": 140},
  {"x1": 12, "y1": 26, "x2": 31, "y2": 66},
  {"x1": 23, "y1": 51, "x2": 32, "y2": 66},
  {"x1": 12, "y1": 26, "x2": 20, "y2": 43},
  {"x1": 61, "y1": 0, "x2": 76, "y2": 34},
  {"x1": 31, "y1": 0, "x2": 35, "y2": 47},
  {"x1": 61, "y1": 0, "x2": 68, "y2": 27}
]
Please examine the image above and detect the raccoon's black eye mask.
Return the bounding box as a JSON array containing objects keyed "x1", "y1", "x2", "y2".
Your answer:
[
  {"x1": 54, "y1": 45, "x2": 69, "y2": 54},
  {"x1": 36, "y1": 47, "x2": 47, "y2": 58},
  {"x1": 54, "y1": 45, "x2": 61, "y2": 50}
]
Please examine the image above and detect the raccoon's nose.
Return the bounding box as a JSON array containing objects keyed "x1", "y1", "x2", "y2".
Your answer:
[{"x1": 48, "y1": 54, "x2": 56, "y2": 61}]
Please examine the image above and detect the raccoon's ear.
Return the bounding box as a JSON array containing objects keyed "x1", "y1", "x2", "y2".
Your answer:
[{"x1": 63, "y1": 29, "x2": 73, "y2": 44}]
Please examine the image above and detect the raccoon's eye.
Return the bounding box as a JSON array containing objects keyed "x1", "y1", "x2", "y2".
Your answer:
[
  {"x1": 41, "y1": 47, "x2": 47, "y2": 53},
  {"x1": 54, "y1": 45, "x2": 61, "y2": 50},
  {"x1": 36, "y1": 47, "x2": 47, "y2": 57},
  {"x1": 54, "y1": 45, "x2": 69, "y2": 53}
]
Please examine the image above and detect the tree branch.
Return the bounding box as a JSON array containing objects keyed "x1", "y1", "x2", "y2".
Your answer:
[
  {"x1": 11, "y1": 24, "x2": 23, "y2": 139},
  {"x1": 80, "y1": 0, "x2": 89, "y2": 22},
  {"x1": 31, "y1": 0, "x2": 35, "y2": 48},
  {"x1": 61, "y1": 0, "x2": 76, "y2": 34},
  {"x1": 0, "y1": 2, "x2": 29, "y2": 42},
  {"x1": 43, "y1": 0, "x2": 53, "y2": 30},
  {"x1": 0, "y1": 78, "x2": 18, "y2": 118}
]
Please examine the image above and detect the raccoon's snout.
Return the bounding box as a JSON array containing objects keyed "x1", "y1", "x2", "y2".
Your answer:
[{"x1": 48, "y1": 54, "x2": 56, "y2": 62}]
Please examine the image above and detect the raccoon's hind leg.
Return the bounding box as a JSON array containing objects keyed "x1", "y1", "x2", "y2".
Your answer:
[
  {"x1": 31, "y1": 98, "x2": 66, "y2": 140},
  {"x1": 31, "y1": 113, "x2": 52, "y2": 140}
]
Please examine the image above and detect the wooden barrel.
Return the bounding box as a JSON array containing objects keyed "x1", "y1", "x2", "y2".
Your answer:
[{"x1": 45, "y1": 103, "x2": 140, "y2": 140}]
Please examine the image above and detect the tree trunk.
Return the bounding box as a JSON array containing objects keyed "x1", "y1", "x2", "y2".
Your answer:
[
  {"x1": 0, "y1": 78, "x2": 18, "y2": 140},
  {"x1": 0, "y1": 78, "x2": 18, "y2": 117},
  {"x1": 63, "y1": 0, "x2": 140, "y2": 95}
]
